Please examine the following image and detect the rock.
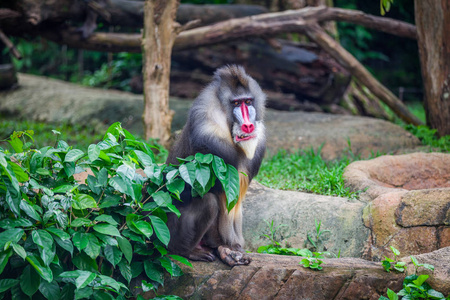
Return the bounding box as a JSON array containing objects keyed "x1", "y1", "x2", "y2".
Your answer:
[
  {"x1": 403, "y1": 247, "x2": 450, "y2": 296},
  {"x1": 344, "y1": 152, "x2": 450, "y2": 202},
  {"x1": 135, "y1": 253, "x2": 406, "y2": 300},
  {"x1": 346, "y1": 153, "x2": 450, "y2": 260},
  {"x1": 243, "y1": 182, "x2": 369, "y2": 258},
  {"x1": 396, "y1": 189, "x2": 450, "y2": 227},
  {"x1": 264, "y1": 110, "x2": 421, "y2": 160},
  {"x1": 0, "y1": 74, "x2": 422, "y2": 160}
]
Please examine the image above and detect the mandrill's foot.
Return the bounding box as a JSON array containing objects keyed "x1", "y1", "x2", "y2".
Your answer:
[
  {"x1": 217, "y1": 246, "x2": 252, "y2": 266},
  {"x1": 188, "y1": 244, "x2": 216, "y2": 262}
]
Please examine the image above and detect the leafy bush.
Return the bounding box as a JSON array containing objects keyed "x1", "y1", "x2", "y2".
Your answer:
[{"x1": 0, "y1": 123, "x2": 239, "y2": 299}]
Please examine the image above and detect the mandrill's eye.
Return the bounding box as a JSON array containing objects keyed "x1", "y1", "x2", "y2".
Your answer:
[
  {"x1": 232, "y1": 100, "x2": 240, "y2": 107},
  {"x1": 245, "y1": 99, "x2": 253, "y2": 105}
]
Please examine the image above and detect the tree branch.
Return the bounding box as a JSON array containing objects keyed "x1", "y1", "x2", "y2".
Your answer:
[
  {"x1": 39, "y1": 6, "x2": 417, "y2": 53},
  {"x1": 304, "y1": 22, "x2": 422, "y2": 126}
]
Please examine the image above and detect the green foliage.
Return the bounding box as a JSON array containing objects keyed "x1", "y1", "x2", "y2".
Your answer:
[
  {"x1": 380, "y1": 0, "x2": 394, "y2": 15},
  {"x1": 81, "y1": 53, "x2": 142, "y2": 91},
  {"x1": 305, "y1": 219, "x2": 331, "y2": 252},
  {"x1": 379, "y1": 275, "x2": 447, "y2": 300},
  {"x1": 379, "y1": 248, "x2": 448, "y2": 300},
  {"x1": 381, "y1": 246, "x2": 407, "y2": 273},
  {"x1": 0, "y1": 123, "x2": 240, "y2": 299},
  {"x1": 257, "y1": 220, "x2": 338, "y2": 271},
  {"x1": 403, "y1": 125, "x2": 450, "y2": 152},
  {"x1": 256, "y1": 145, "x2": 363, "y2": 199},
  {"x1": 299, "y1": 250, "x2": 325, "y2": 271}
]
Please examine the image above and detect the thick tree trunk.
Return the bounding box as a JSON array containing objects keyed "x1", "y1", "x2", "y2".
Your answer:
[
  {"x1": 414, "y1": 0, "x2": 450, "y2": 136},
  {"x1": 141, "y1": 0, "x2": 178, "y2": 145}
]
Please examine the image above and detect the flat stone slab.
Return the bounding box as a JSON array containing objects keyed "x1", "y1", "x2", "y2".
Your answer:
[
  {"x1": 0, "y1": 74, "x2": 421, "y2": 160},
  {"x1": 133, "y1": 253, "x2": 410, "y2": 299},
  {"x1": 243, "y1": 182, "x2": 369, "y2": 258}
]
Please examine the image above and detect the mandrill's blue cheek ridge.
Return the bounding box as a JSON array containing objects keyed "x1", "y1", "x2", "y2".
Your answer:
[
  {"x1": 247, "y1": 106, "x2": 256, "y2": 123},
  {"x1": 233, "y1": 106, "x2": 244, "y2": 124}
]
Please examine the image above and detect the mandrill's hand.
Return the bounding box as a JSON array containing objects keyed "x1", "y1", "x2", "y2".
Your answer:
[{"x1": 217, "y1": 245, "x2": 252, "y2": 266}]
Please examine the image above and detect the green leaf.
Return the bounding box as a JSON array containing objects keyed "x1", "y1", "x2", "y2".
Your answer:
[
  {"x1": 390, "y1": 246, "x2": 400, "y2": 256},
  {"x1": 98, "y1": 168, "x2": 109, "y2": 187},
  {"x1": 20, "y1": 200, "x2": 42, "y2": 222},
  {"x1": 73, "y1": 232, "x2": 89, "y2": 251},
  {"x1": 143, "y1": 261, "x2": 164, "y2": 285},
  {"x1": 84, "y1": 233, "x2": 101, "y2": 259},
  {"x1": 117, "y1": 259, "x2": 132, "y2": 284},
  {"x1": 54, "y1": 236, "x2": 74, "y2": 256},
  {"x1": 421, "y1": 263, "x2": 434, "y2": 271},
  {"x1": 97, "y1": 275, "x2": 125, "y2": 293},
  {"x1": 73, "y1": 194, "x2": 97, "y2": 210},
  {"x1": 166, "y1": 178, "x2": 185, "y2": 199},
  {"x1": 195, "y1": 163, "x2": 211, "y2": 189},
  {"x1": 117, "y1": 164, "x2": 135, "y2": 182},
  {"x1": 144, "y1": 165, "x2": 164, "y2": 185},
  {"x1": 0, "y1": 279, "x2": 19, "y2": 293},
  {"x1": 94, "y1": 215, "x2": 119, "y2": 226},
  {"x1": 195, "y1": 153, "x2": 213, "y2": 164},
  {"x1": 169, "y1": 255, "x2": 193, "y2": 268},
  {"x1": 134, "y1": 150, "x2": 154, "y2": 167},
  {"x1": 109, "y1": 176, "x2": 128, "y2": 194},
  {"x1": 94, "y1": 233, "x2": 118, "y2": 246},
  {"x1": 116, "y1": 236, "x2": 132, "y2": 264},
  {"x1": 386, "y1": 288, "x2": 398, "y2": 300},
  {"x1": 133, "y1": 221, "x2": 153, "y2": 239},
  {"x1": 39, "y1": 280, "x2": 60, "y2": 300},
  {"x1": 8, "y1": 162, "x2": 29, "y2": 182},
  {"x1": 93, "y1": 224, "x2": 121, "y2": 237},
  {"x1": 11, "y1": 243, "x2": 26, "y2": 260},
  {"x1": 0, "y1": 228, "x2": 24, "y2": 249},
  {"x1": 104, "y1": 245, "x2": 122, "y2": 267},
  {"x1": 78, "y1": 271, "x2": 97, "y2": 289},
  {"x1": 0, "y1": 249, "x2": 13, "y2": 274},
  {"x1": 36, "y1": 168, "x2": 51, "y2": 176},
  {"x1": 32, "y1": 229, "x2": 54, "y2": 250},
  {"x1": 71, "y1": 218, "x2": 92, "y2": 227},
  {"x1": 179, "y1": 162, "x2": 196, "y2": 186},
  {"x1": 152, "y1": 191, "x2": 172, "y2": 207},
  {"x1": 20, "y1": 265, "x2": 41, "y2": 297},
  {"x1": 53, "y1": 184, "x2": 78, "y2": 194},
  {"x1": 159, "y1": 256, "x2": 182, "y2": 277},
  {"x1": 88, "y1": 144, "x2": 101, "y2": 161},
  {"x1": 26, "y1": 255, "x2": 53, "y2": 283},
  {"x1": 64, "y1": 149, "x2": 85, "y2": 163},
  {"x1": 221, "y1": 165, "x2": 240, "y2": 211},
  {"x1": 410, "y1": 255, "x2": 418, "y2": 266},
  {"x1": 149, "y1": 216, "x2": 170, "y2": 246},
  {"x1": 72, "y1": 253, "x2": 98, "y2": 273},
  {"x1": 212, "y1": 156, "x2": 227, "y2": 180},
  {"x1": 413, "y1": 274, "x2": 429, "y2": 287},
  {"x1": 46, "y1": 227, "x2": 70, "y2": 240}
]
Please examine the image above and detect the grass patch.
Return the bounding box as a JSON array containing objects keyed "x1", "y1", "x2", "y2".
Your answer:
[
  {"x1": 255, "y1": 145, "x2": 361, "y2": 199},
  {"x1": 0, "y1": 118, "x2": 106, "y2": 151}
]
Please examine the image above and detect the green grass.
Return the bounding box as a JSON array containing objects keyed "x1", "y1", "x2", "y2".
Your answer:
[
  {"x1": 0, "y1": 117, "x2": 169, "y2": 163},
  {"x1": 255, "y1": 146, "x2": 361, "y2": 199}
]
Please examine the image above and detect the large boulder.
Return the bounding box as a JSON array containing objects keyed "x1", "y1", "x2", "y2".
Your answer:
[
  {"x1": 0, "y1": 74, "x2": 422, "y2": 160},
  {"x1": 344, "y1": 153, "x2": 450, "y2": 260},
  {"x1": 243, "y1": 182, "x2": 369, "y2": 258}
]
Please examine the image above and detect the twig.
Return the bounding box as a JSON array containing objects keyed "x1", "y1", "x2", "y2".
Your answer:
[{"x1": 0, "y1": 29, "x2": 22, "y2": 59}]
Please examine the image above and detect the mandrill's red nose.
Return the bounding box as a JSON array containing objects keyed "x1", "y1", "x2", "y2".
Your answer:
[{"x1": 242, "y1": 123, "x2": 254, "y2": 133}]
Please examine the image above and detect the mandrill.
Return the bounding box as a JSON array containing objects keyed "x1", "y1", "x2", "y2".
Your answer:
[{"x1": 166, "y1": 65, "x2": 266, "y2": 266}]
